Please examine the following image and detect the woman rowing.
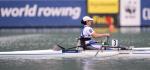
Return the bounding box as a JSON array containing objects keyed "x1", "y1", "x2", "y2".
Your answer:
[{"x1": 80, "y1": 16, "x2": 110, "y2": 50}]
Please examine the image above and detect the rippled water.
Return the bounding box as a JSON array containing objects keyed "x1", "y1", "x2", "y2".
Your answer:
[
  {"x1": 0, "y1": 58, "x2": 150, "y2": 70},
  {"x1": 0, "y1": 27, "x2": 149, "y2": 70}
]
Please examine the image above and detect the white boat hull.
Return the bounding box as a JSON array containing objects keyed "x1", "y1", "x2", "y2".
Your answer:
[{"x1": 0, "y1": 48, "x2": 150, "y2": 59}]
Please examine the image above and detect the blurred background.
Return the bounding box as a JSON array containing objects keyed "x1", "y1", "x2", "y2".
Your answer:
[
  {"x1": 0, "y1": 0, "x2": 149, "y2": 51},
  {"x1": 0, "y1": 1, "x2": 150, "y2": 70}
]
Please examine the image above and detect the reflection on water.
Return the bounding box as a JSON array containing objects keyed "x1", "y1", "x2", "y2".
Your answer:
[
  {"x1": 82, "y1": 58, "x2": 150, "y2": 70},
  {"x1": 0, "y1": 58, "x2": 150, "y2": 70}
]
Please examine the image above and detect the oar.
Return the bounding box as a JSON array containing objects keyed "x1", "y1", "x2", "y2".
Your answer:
[
  {"x1": 53, "y1": 40, "x2": 67, "y2": 50},
  {"x1": 54, "y1": 38, "x2": 80, "y2": 50},
  {"x1": 95, "y1": 36, "x2": 110, "y2": 57},
  {"x1": 56, "y1": 44, "x2": 65, "y2": 50},
  {"x1": 94, "y1": 45, "x2": 103, "y2": 57}
]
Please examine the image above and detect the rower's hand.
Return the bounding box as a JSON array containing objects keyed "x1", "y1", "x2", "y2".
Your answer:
[{"x1": 105, "y1": 33, "x2": 110, "y2": 37}]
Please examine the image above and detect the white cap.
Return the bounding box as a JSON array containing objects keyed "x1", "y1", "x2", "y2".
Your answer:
[{"x1": 82, "y1": 16, "x2": 93, "y2": 21}]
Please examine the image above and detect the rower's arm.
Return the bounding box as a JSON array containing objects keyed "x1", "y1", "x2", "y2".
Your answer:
[{"x1": 91, "y1": 32, "x2": 110, "y2": 38}]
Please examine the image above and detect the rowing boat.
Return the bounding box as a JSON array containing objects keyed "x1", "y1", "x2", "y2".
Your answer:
[
  {"x1": 0, "y1": 36, "x2": 149, "y2": 59},
  {"x1": 0, "y1": 47, "x2": 150, "y2": 59}
]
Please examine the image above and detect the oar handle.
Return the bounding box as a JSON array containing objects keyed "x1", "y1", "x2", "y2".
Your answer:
[
  {"x1": 103, "y1": 36, "x2": 110, "y2": 46},
  {"x1": 106, "y1": 36, "x2": 109, "y2": 44}
]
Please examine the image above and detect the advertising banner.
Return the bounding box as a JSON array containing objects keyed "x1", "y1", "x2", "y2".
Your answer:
[
  {"x1": 0, "y1": 0, "x2": 86, "y2": 28},
  {"x1": 89, "y1": 14, "x2": 118, "y2": 27},
  {"x1": 141, "y1": 0, "x2": 150, "y2": 26},
  {"x1": 120, "y1": 0, "x2": 141, "y2": 26},
  {"x1": 87, "y1": 0, "x2": 119, "y2": 14},
  {"x1": 87, "y1": 0, "x2": 119, "y2": 27}
]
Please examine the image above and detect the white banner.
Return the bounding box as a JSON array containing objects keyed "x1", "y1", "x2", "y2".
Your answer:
[{"x1": 120, "y1": 0, "x2": 141, "y2": 26}]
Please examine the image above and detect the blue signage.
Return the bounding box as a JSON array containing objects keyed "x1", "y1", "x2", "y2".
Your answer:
[
  {"x1": 0, "y1": 0, "x2": 86, "y2": 28},
  {"x1": 141, "y1": 0, "x2": 150, "y2": 26}
]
